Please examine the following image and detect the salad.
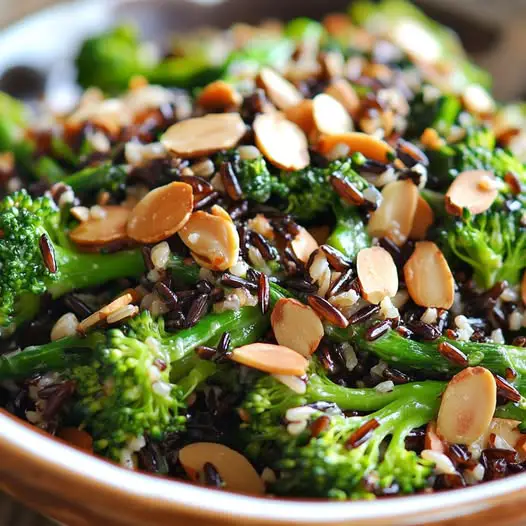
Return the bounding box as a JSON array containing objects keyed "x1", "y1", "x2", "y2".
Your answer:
[{"x1": 1, "y1": 0, "x2": 526, "y2": 501}]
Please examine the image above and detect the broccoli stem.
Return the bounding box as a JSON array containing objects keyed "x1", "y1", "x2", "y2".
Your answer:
[
  {"x1": 326, "y1": 206, "x2": 370, "y2": 260},
  {"x1": 48, "y1": 248, "x2": 145, "y2": 298},
  {"x1": 64, "y1": 163, "x2": 127, "y2": 194}
]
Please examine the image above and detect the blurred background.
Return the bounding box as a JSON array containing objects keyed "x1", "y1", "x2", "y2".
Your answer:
[{"x1": 1, "y1": 0, "x2": 526, "y2": 524}]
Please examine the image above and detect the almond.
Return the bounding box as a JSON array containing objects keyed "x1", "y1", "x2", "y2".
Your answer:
[
  {"x1": 284, "y1": 100, "x2": 315, "y2": 136},
  {"x1": 179, "y1": 206, "x2": 239, "y2": 271},
  {"x1": 197, "y1": 80, "x2": 242, "y2": 111},
  {"x1": 256, "y1": 67, "x2": 303, "y2": 110},
  {"x1": 409, "y1": 195, "x2": 435, "y2": 240},
  {"x1": 58, "y1": 428, "x2": 93, "y2": 452},
  {"x1": 254, "y1": 113, "x2": 310, "y2": 171},
  {"x1": 179, "y1": 442, "x2": 264, "y2": 495},
  {"x1": 312, "y1": 94, "x2": 352, "y2": 136},
  {"x1": 161, "y1": 113, "x2": 246, "y2": 158},
  {"x1": 271, "y1": 298, "x2": 324, "y2": 358},
  {"x1": 425, "y1": 422, "x2": 446, "y2": 453},
  {"x1": 324, "y1": 79, "x2": 359, "y2": 117},
  {"x1": 404, "y1": 241, "x2": 455, "y2": 309},
  {"x1": 127, "y1": 182, "x2": 193, "y2": 243},
  {"x1": 471, "y1": 418, "x2": 525, "y2": 460},
  {"x1": 291, "y1": 227, "x2": 319, "y2": 263},
  {"x1": 317, "y1": 132, "x2": 394, "y2": 164},
  {"x1": 69, "y1": 206, "x2": 130, "y2": 246},
  {"x1": 356, "y1": 246, "x2": 398, "y2": 304},
  {"x1": 231, "y1": 342, "x2": 309, "y2": 376},
  {"x1": 437, "y1": 367, "x2": 496, "y2": 444},
  {"x1": 78, "y1": 292, "x2": 135, "y2": 334},
  {"x1": 367, "y1": 180, "x2": 419, "y2": 246},
  {"x1": 462, "y1": 84, "x2": 495, "y2": 116},
  {"x1": 445, "y1": 170, "x2": 498, "y2": 216}
]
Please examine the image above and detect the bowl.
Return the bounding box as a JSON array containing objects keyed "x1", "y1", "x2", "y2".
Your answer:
[{"x1": 1, "y1": 2, "x2": 526, "y2": 525}]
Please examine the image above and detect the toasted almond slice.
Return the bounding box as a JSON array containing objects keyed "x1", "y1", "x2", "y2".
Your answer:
[
  {"x1": 127, "y1": 182, "x2": 193, "y2": 243},
  {"x1": 161, "y1": 113, "x2": 246, "y2": 158},
  {"x1": 425, "y1": 422, "x2": 446, "y2": 453},
  {"x1": 404, "y1": 241, "x2": 455, "y2": 309},
  {"x1": 69, "y1": 206, "x2": 130, "y2": 246},
  {"x1": 409, "y1": 195, "x2": 435, "y2": 240},
  {"x1": 210, "y1": 204, "x2": 233, "y2": 224},
  {"x1": 256, "y1": 67, "x2": 303, "y2": 110},
  {"x1": 462, "y1": 84, "x2": 495, "y2": 116},
  {"x1": 522, "y1": 271, "x2": 526, "y2": 305},
  {"x1": 197, "y1": 80, "x2": 242, "y2": 111},
  {"x1": 58, "y1": 428, "x2": 93, "y2": 452},
  {"x1": 437, "y1": 367, "x2": 496, "y2": 444},
  {"x1": 445, "y1": 170, "x2": 498, "y2": 216},
  {"x1": 367, "y1": 180, "x2": 419, "y2": 246},
  {"x1": 254, "y1": 113, "x2": 310, "y2": 171},
  {"x1": 77, "y1": 311, "x2": 105, "y2": 334},
  {"x1": 231, "y1": 342, "x2": 309, "y2": 376},
  {"x1": 356, "y1": 246, "x2": 398, "y2": 304},
  {"x1": 78, "y1": 292, "x2": 135, "y2": 333},
  {"x1": 284, "y1": 100, "x2": 315, "y2": 136},
  {"x1": 271, "y1": 298, "x2": 324, "y2": 358},
  {"x1": 291, "y1": 227, "x2": 319, "y2": 263},
  {"x1": 179, "y1": 442, "x2": 264, "y2": 495},
  {"x1": 324, "y1": 79, "x2": 360, "y2": 117},
  {"x1": 312, "y1": 94, "x2": 352, "y2": 137},
  {"x1": 317, "y1": 132, "x2": 394, "y2": 164},
  {"x1": 179, "y1": 209, "x2": 239, "y2": 271}
]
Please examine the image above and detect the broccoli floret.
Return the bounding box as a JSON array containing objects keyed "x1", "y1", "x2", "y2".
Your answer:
[
  {"x1": 75, "y1": 25, "x2": 158, "y2": 93},
  {"x1": 0, "y1": 191, "x2": 144, "y2": 335},
  {"x1": 241, "y1": 360, "x2": 444, "y2": 499},
  {"x1": 441, "y1": 209, "x2": 526, "y2": 290},
  {"x1": 408, "y1": 90, "x2": 461, "y2": 138}
]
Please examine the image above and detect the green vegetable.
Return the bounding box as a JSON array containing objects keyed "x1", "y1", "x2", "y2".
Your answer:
[
  {"x1": 64, "y1": 162, "x2": 127, "y2": 194},
  {"x1": 0, "y1": 91, "x2": 28, "y2": 152},
  {"x1": 0, "y1": 191, "x2": 145, "y2": 335},
  {"x1": 327, "y1": 205, "x2": 370, "y2": 259},
  {"x1": 285, "y1": 18, "x2": 325, "y2": 46},
  {"x1": 408, "y1": 90, "x2": 461, "y2": 138}
]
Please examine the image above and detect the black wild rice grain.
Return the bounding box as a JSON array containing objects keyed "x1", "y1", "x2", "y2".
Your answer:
[
  {"x1": 258, "y1": 272, "x2": 270, "y2": 314},
  {"x1": 283, "y1": 246, "x2": 305, "y2": 271},
  {"x1": 310, "y1": 415, "x2": 331, "y2": 438},
  {"x1": 246, "y1": 267, "x2": 259, "y2": 284},
  {"x1": 283, "y1": 277, "x2": 317, "y2": 294},
  {"x1": 42, "y1": 381, "x2": 75, "y2": 421},
  {"x1": 512, "y1": 336, "x2": 526, "y2": 347},
  {"x1": 155, "y1": 282, "x2": 178, "y2": 310},
  {"x1": 346, "y1": 419, "x2": 379, "y2": 449},
  {"x1": 356, "y1": 159, "x2": 388, "y2": 175},
  {"x1": 238, "y1": 225, "x2": 249, "y2": 259},
  {"x1": 220, "y1": 273, "x2": 258, "y2": 293},
  {"x1": 203, "y1": 462, "x2": 224, "y2": 487},
  {"x1": 250, "y1": 231, "x2": 276, "y2": 261},
  {"x1": 320, "y1": 245, "x2": 351, "y2": 271},
  {"x1": 220, "y1": 161, "x2": 243, "y2": 201},
  {"x1": 504, "y1": 171, "x2": 523, "y2": 195},
  {"x1": 307, "y1": 295, "x2": 349, "y2": 329},
  {"x1": 348, "y1": 304, "x2": 380, "y2": 325},
  {"x1": 141, "y1": 246, "x2": 154, "y2": 271},
  {"x1": 64, "y1": 294, "x2": 93, "y2": 319},
  {"x1": 396, "y1": 325, "x2": 413, "y2": 339},
  {"x1": 365, "y1": 320, "x2": 391, "y2": 341},
  {"x1": 165, "y1": 312, "x2": 186, "y2": 331},
  {"x1": 179, "y1": 174, "x2": 213, "y2": 196},
  {"x1": 185, "y1": 293, "x2": 209, "y2": 328},
  {"x1": 196, "y1": 280, "x2": 213, "y2": 294},
  {"x1": 196, "y1": 345, "x2": 217, "y2": 360},
  {"x1": 328, "y1": 268, "x2": 354, "y2": 297},
  {"x1": 317, "y1": 341, "x2": 337, "y2": 374},
  {"x1": 241, "y1": 89, "x2": 267, "y2": 119},
  {"x1": 329, "y1": 175, "x2": 365, "y2": 206},
  {"x1": 209, "y1": 287, "x2": 225, "y2": 303},
  {"x1": 437, "y1": 341, "x2": 468, "y2": 367},
  {"x1": 194, "y1": 191, "x2": 220, "y2": 210},
  {"x1": 407, "y1": 320, "x2": 441, "y2": 341},
  {"x1": 39, "y1": 234, "x2": 57, "y2": 273},
  {"x1": 494, "y1": 374, "x2": 521, "y2": 403},
  {"x1": 447, "y1": 444, "x2": 474, "y2": 468},
  {"x1": 154, "y1": 358, "x2": 167, "y2": 371},
  {"x1": 434, "y1": 473, "x2": 466, "y2": 490},
  {"x1": 384, "y1": 367, "x2": 411, "y2": 384},
  {"x1": 229, "y1": 200, "x2": 249, "y2": 221},
  {"x1": 396, "y1": 138, "x2": 429, "y2": 167},
  {"x1": 217, "y1": 332, "x2": 231, "y2": 355},
  {"x1": 505, "y1": 367, "x2": 518, "y2": 381},
  {"x1": 489, "y1": 305, "x2": 507, "y2": 328}
]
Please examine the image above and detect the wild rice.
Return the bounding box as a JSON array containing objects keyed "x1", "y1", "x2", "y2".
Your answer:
[
  {"x1": 155, "y1": 282, "x2": 179, "y2": 310},
  {"x1": 220, "y1": 161, "x2": 243, "y2": 201},
  {"x1": 220, "y1": 273, "x2": 258, "y2": 293},
  {"x1": 203, "y1": 462, "x2": 223, "y2": 487},
  {"x1": 179, "y1": 174, "x2": 214, "y2": 196},
  {"x1": 258, "y1": 272, "x2": 270, "y2": 314},
  {"x1": 39, "y1": 234, "x2": 57, "y2": 273},
  {"x1": 310, "y1": 415, "x2": 331, "y2": 438},
  {"x1": 494, "y1": 374, "x2": 521, "y2": 402},
  {"x1": 320, "y1": 245, "x2": 351, "y2": 272},
  {"x1": 346, "y1": 419, "x2": 379, "y2": 449},
  {"x1": 185, "y1": 293, "x2": 209, "y2": 328},
  {"x1": 307, "y1": 295, "x2": 349, "y2": 328},
  {"x1": 250, "y1": 231, "x2": 276, "y2": 261},
  {"x1": 437, "y1": 341, "x2": 469, "y2": 367},
  {"x1": 193, "y1": 191, "x2": 220, "y2": 210},
  {"x1": 348, "y1": 304, "x2": 380, "y2": 325},
  {"x1": 329, "y1": 175, "x2": 365, "y2": 206},
  {"x1": 365, "y1": 320, "x2": 391, "y2": 341}
]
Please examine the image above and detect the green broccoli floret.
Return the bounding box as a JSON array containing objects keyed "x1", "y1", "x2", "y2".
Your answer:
[
  {"x1": 241, "y1": 360, "x2": 444, "y2": 499},
  {"x1": 408, "y1": 90, "x2": 461, "y2": 138},
  {"x1": 441, "y1": 209, "x2": 526, "y2": 290},
  {"x1": 75, "y1": 25, "x2": 158, "y2": 93},
  {"x1": 0, "y1": 191, "x2": 144, "y2": 335}
]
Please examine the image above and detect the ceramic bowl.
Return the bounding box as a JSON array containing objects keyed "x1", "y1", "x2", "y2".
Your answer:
[{"x1": 1, "y1": 1, "x2": 526, "y2": 525}]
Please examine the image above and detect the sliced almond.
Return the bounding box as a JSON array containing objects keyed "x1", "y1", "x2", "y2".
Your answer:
[
  {"x1": 254, "y1": 113, "x2": 310, "y2": 171},
  {"x1": 197, "y1": 80, "x2": 242, "y2": 111},
  {"x1": 425, "y1": 422, "x2": 446, "y2": 453},
  {"x1": 312, "y1": 94, "x2": 352, "y2": 137},
  {"x1": 284, "y1": 100, "x2": 315, "y2": 136},
  {"x1": 179, "y1": 442, "x2": 264, "y2": 495},
  {"x1": 437, "y1": 367, "x2": 496, "y2": 444},
  {"x1": 356, "y1": 246, "x2": 398, "y2": 304},
  {"x1": 471, "y1": 418, "x2": 524, "y2": 459},
  {"x1": 409, "y1": 195, "x2": 435, "y2": 240},
  {"x1": 77, "y1": 292, "x2": 134, "y2": 334},
  {"x1": 291, "y1": 227, "x2": 319, "y2": 263},
  {"x1": 58, "y1": 428, "x2": 93, "y2": 452},
  {"x1": 127, "y1": 182, "x2": 193, "y2": 243},
  {"x1": 317, "y1": 132, "x2": 394, "y2": 164},
  {"x1": 271, "y1": 298, "x2": 324, "y2": 358},
  {"x1": 161, "y1": 113, "x2": 246, "y2": 158},
  {"x1": 179, "y1": 208, "x2": 239, "y2": 271},
  {"x1": 404, "y1": 241, "x2": 455, "y2": 309},
  {"x1": 522, "y1": 271, "x2": 526, "y2": 305},
  {"x1": 69, "y1": 206, "x2": 130, "y2": 246},
  {"x1": 462, "y1": 84, "x2": 495, "y2": 116},
  {"x1": 445, "y1": 170, "x2": 498, "y2": 216},
  {"x1": 324, "y1": 79, "x2": 360, "y2": 117},
  {"x1": 256, "y1": 67, "x2": 303, "y2": 110},
  {"x1": 367, "y1": 180, "x2": 419, "y2": 246},
  {"x1": 231, "y1": 342, "x2": 309, "y2": 376}
]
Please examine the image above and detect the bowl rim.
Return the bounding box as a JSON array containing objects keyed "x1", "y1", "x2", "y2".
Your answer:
[{"x1": 2, "y1": 409, "x2": 526, "y2": 524}]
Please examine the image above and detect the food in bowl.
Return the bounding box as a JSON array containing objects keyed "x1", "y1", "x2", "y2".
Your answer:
[{"x1": 1, "y1": 0, "x2": 526, "y2": 502}]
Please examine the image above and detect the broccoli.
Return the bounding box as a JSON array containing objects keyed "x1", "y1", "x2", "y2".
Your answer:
[
  {"x1": 242, "y1": 359, "x2": 445, "y2": 498},
  {"x1": 440, "y1": 209, "x2": 526, "y2": 290},
  {"x1": 326, "y1": 204, "x2": 371, "y2": 259},
  {"x1": 0, "y1": 91, "x2": 28, "y2": 152},
  {"x1": 0, "y1": 191, "x2": 144, "y2": 335},
  {"x1": 75, "y1": 25, "x2": 159, "y2": 93},
  {"x1": 64, "y1": 162, "x2": 127, "y2": 195}
]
